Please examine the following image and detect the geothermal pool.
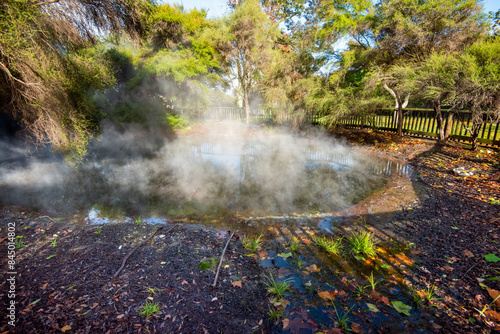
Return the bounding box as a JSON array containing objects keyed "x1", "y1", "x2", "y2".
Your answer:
[{"x1": 0, "y1": 125, "x2": 409, "y2": 220}]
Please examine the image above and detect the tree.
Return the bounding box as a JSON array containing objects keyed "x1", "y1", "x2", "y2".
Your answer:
[
  {"x1": 456, "y1": 37, "x2": 500, "y2": 150},
  {"x1": 318, "y1": 0, "x2": 487, "y2": 135},
  {"x1": 218, "y1": 0, "x2": 278, "y2": 124},
  {"x1": 0, "y1": 0, "x2": 149, "y2": 162},
  {"x1": 415, "y1": 53, "x2": 461, "y2": 141}
]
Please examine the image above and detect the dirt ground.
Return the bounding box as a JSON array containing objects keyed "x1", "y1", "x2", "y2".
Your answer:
[{"x1": 1, "y1": 126, "x2": 500, "y2": 334}]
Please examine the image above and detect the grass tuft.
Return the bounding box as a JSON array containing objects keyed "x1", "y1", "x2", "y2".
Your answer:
[
  {"x1": 264, "y1": 273, "x2": 292, "y2": 299},
  {"x1": 139, "y1": 301, "x2": 161, "y2": 318},
  {"x1": 243, "y1": 234, "x2": 263, "y2": 252},
  {"x1": 314, "y1": 236, "x2": 343, "y2": 255},
  {"x1": 348, "y1": 231, "x2": 377, "y2": 257}
]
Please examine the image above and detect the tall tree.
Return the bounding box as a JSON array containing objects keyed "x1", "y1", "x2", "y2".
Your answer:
[
  {"x1": 218, "y1": 0, "x2": 278, "y2": 123},
  {"x1": 0, "y1": 0, "x2": 150, "y2": 161}
]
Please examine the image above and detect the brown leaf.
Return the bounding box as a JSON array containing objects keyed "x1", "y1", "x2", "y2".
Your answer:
[
  {"x1": 338, "y1": 290, "x2": 347, "y2": 297},
  {"x1": 487, "y1": 288, "x2": 500, "y2": 307},
  {"x1": 282, "y1": 318, "x2": 290, "y2": 330},
  {"x1": 380, "y1": 296, "x2": 391, "y2": 305},
  {"x1": 485, "y1": 310, "x2": 500, "y2": 322},
  {"x1": 181, "y1": 280, "x2": 189, "y2": 285},
  {"x1": 351, "y1": 323, "x2": 363, "y2": 333},
  {"x1": 61, "y1": 325, "x2": 72, "y2": 332},
  {"x1": 305, "y1": 264, "x2": 320, "y2": 273},
  {"x1": 0, "y1": 237, "x2": 7, "y2": 243},
  {"x1": 117, "y1": 314, "x2": 126, "y2": 320},
  {"x1": 318, "y1": 290, "x2": 336, "y2": 301},
  {"x1": 232, "y1": 281, "x2": 242, "y2": 288},
  {"x1": 463, "y1": 249, "x2": 474, "y2": 257}
]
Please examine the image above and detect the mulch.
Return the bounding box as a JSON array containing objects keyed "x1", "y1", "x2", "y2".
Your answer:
[{"x1": 1, "y1": 126, "x2": 499, "y2": 333}]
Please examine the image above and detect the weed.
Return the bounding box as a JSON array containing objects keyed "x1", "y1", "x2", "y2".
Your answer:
[
  {"x1": 51, "y1": 237, "x2": 57, "y2": 247},
  {"x1": 243, "y1": 234, "x2": 263, "y2": 252},
  {"x1": 332, "y1": 303, "x2": 354, "y2": 331},
  {"x1": 294, "y1": 258, "x2": 304, "y2": 269},
  {"x1": 314, "y1": 236, "x2": 343, "y2": 256},
  {"x1": 348, "y1": 231, "x2": 377, "y2": 257},
  {"x1": 95, "y1": 226, "x2": 102, "y2": 234},
  {"x1": 15, "y1": 236, "x2": 25, "y2": 249},
  {"x1": 287, "y1": 238, "x2": 300, "y2": 252},
  {"x1": 354, "y1": 285, "x2": 365, "y2": 297},
  {"x1": 264, "y1": 273, "x2": 292, "y2": 299},
  {"x1": 139, "y1": 301, "x2": 161, "y2": 318},
  {"x1": 267, "y1": 307, "x2": 284, "y2": 321},
  {"x1": 143, "y1": 287, "x2": 163, "y2": 295},
  {"x1": 423, "y1": 284, "x2": 441, "y2": 303},
  {"x1": 66, "y1": 284, "x2": 77, "y2": 290},
  {"x1": 367, "y1": 272, "x2": 384, "y2": 291},
  {"x1": 136, "y1": 216, "x2": 142, "y2": 226}
]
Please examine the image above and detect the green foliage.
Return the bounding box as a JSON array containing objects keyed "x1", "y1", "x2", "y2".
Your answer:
[
  {"x1": 267, "y1": 306, "x2": 284, "y2": 321},
  {"x1": 164, "y1": 113, "x2": 189, "y2": 131},
  {"x1": 367, "y1": 272, "x2": 384, "y2": 291},
  {"x1": 243, "y1": 234, "x2": 263, "y2": 252},
  {"x1": 392, "y1": 300, "x2": 412, "y2": 316},
  {"x1": 485, "y1": 254, "x2": 500, "y2": 262},
  {"x1": 15, "y1": 236, "x2": 25, "y2": 249},
  {"x1": 264, "y1": 273, "x2": 292, "y2": 299},
  {"x1": 348, "y1": 231, "x2": 377, "y2": 257},
  {"x1": 314, "y1": 236, "x2": 344, "y2": 256},
  {"x1": 139, "y1": 301, "x2": 161, "y2": 318}
]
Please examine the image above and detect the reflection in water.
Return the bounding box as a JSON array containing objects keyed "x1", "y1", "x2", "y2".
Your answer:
[{"x1": 0, "y1": 132, "x2": 410, "y2": 218}]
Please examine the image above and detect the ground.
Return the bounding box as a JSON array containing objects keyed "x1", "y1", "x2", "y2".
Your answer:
[{"x1": 0, "y1": 126, "x2": 499, "y2": 333}]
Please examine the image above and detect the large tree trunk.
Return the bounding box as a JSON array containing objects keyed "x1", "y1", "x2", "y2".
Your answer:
[{"x1": 444, "y1": 112, "x2": 454, "y2": 141}]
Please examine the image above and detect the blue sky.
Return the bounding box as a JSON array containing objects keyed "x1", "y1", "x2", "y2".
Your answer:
[{"x1": 173, "y1": 0, "x2": 498, "y2": 19}]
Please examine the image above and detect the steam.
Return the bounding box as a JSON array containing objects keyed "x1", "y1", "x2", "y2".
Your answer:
[{"x1": 0, "y1": 122, "x2": 391, "y2": 218}]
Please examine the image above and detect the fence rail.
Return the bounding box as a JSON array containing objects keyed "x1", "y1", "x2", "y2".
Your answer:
[{"x1": 178, "y1": 107, "x2": 499, "y2": 148}]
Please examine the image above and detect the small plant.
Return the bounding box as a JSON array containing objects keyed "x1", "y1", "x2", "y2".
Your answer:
[
  {"x1": 367, "y1": 272, "x2": 384, "y2": 291},
  {"x1": 314, "y1": 236, "x2": 343, "y2": 255},
  {"x1": 143, "y1": 287, "x2": 163, "y2": 295},
  {"x1": 136, "y1": 216, "x2": 142, "y2": 226},
  {"x1": 294, "y1": 258, "x2": 304, "y2": 269},
  {"x1": 354, "y1": 285, "x2": 365, "y2": 297},
  {"x1": 332, "y1": 304, "x2": 354, "y2": 331},
  {"x1": 139, "y1": 301, "x2": 161, "y2": 318},
  {"x1": 423, "y1": 284, "x2": 441, "y2": 303},
  {"x1": 243, "y1": 234, "x2": 263, "y2": 252},
  {"x1": 51, "y1": 237, "x2": 57, "y2": 247},
  {"x1": 95, "y1": 226, "x2": 102, "y2": 234},
  {"x1": 287, "y1": 238, "x2": 300, "y2": 252},
  {"x1": 267, "y1": 306, "x2": 284, "y2": 321},
  {"x1": 264, "y1": 273, "x2": 292, "y2": 299},
  {"x1": 348, "y1": 231, "x2": 377, "y2": 257},
  {"x1": 15, "y1": 236, "x2": 25, "y2": 249}
]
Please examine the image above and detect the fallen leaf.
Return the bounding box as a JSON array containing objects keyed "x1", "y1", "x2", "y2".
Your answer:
[
  {"x1": 282, "y1": 318, "x2": 290, "y2": 330},
  {"x1": 366, "y1": 303, "x2": 379, "y2": 313},
  {"x1": 232, "y1": 281, "x2": 242, "y2": 288},
  {"x1": 181, "y1": 280, "x2": 189, "y2": 285},
  {"x1": 351, "y1": 323, "x2": 363, "y2": 333},
  {"x1": 117, "y1": 314, "x2": 126, "y2": 320},
  {"x1": 485, "y1": 310, "x2": 500, "y2": 322},
  {"x1": 318, "y1": 290, "x2": 336, "y2": 301},
  {"x1": 485, "y1": 254, "x2": 500, "y2": 263},
  {"x1": 463, "y1": 250, "x2": 474, "y2": 257},
  {"x1": 391, "y1": 301, "x2": 412, "y2": 316},
  {"x1": 338, "y1": 290, "x2": 347, "y2": 297},
  {"x1": 475, "y1": 294, "x2": 484, "y2": 303},
  {"x1": 487, "y1": 288, "x2": 500, "y2": 307},
  {"x1": 305, "y1": 264, "x2": 320, "y2": 273},
  {"x1": 61, "y1": 325, "x2": 72, "y2": 332},
  {"x1": 380, "y1": 296, "x2": 391, "y2": 305}
]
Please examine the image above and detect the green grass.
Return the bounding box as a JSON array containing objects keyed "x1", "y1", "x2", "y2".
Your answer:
[
  {"x1": 267, "y1": 307, "x2": 284, "y2": 321},
  {"x1": 136, "y1": 216, "x2": 142, "y2": 226},
  {"x1": 348, "y1": 231, "x2": 377, "y2": 257},
  {"x1": 139, "y1": 301, "x2": 161, "y2": 318},
  {"x1": 243, "y1": 234, "x2": 263, "y2": 252},
  {"x1": 314, "y1": 236, "x2": 343, "y2": 255},
  {"x1": 367, "y1": 272, "x2": 384, "y2": 290},
  {"x1": 15, "y1": 237, "x2": 25, "y2": 249},
  {"x1": 332, "y1": 304, "x2": 354, "y2": 331},
  {"x1": 264, "y1": 273, "x2": 292, "y2": 299},
  {"x1": 287, "y1": 238, "x2": 300, "y2": 252}
]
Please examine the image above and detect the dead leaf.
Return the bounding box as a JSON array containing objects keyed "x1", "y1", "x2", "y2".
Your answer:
[
  {"x1": 318, "y1": 290, "x2": 336, "y2": 301},
  {"x1": 351, "y1": 323, "x2": 363, "y2": 333},
  {"x1": 117, "y1": 314, "x2": 126, "y2": 320},
  {"x1": 282, "y1": 318, "x2": 290, "y2": 330},
  {"x1": 475, "y1": 294, "x2": 484, "y2": 303},
  {"x1": 463, "y1": 249, "x2": 474, "y2": 257},
  {"x1": 338, "y1": 290, "x2": 347, "y2": 297},
  {"x1": 0, "y1": 237, "x2": 7, "y2": 243},
  {"x1": 305, "y1": 264, "x2": 320, "y2": 273},
  {"x1": 232, "y1": 281, "x2": 242, "y2": 288},
  {"x1": 181, "y1": 280, "x2": 189, "y2": 285},
  {"x1": 380, "y1": 296, "x2": 391, "y2": 305},
  {"x1": 485, "y1": 310, "x2": 500, "y2": 322},
  {"x1": 487, "y1": 288, "x2": 500, "y2": 307},
  {"x1": 61, "y1": 325, "x2": 71, "y2": 332}
]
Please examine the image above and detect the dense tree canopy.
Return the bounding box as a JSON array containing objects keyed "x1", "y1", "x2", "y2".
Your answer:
[{"x1": 1, "y1": 0, "x2": 498, "y2": 158}]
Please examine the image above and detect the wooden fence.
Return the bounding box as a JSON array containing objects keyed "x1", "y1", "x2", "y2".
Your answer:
[
  {"x1": 340, "y1": 108, "x2": 500, "y2": 147},
  {"x1": 177, "y1": 107, "x2": 499, "y2": 147}
]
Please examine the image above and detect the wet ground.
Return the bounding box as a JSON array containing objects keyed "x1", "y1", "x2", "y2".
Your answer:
[{"x1": 1, "y1": 125, "x2": 500, "y2": 333}]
